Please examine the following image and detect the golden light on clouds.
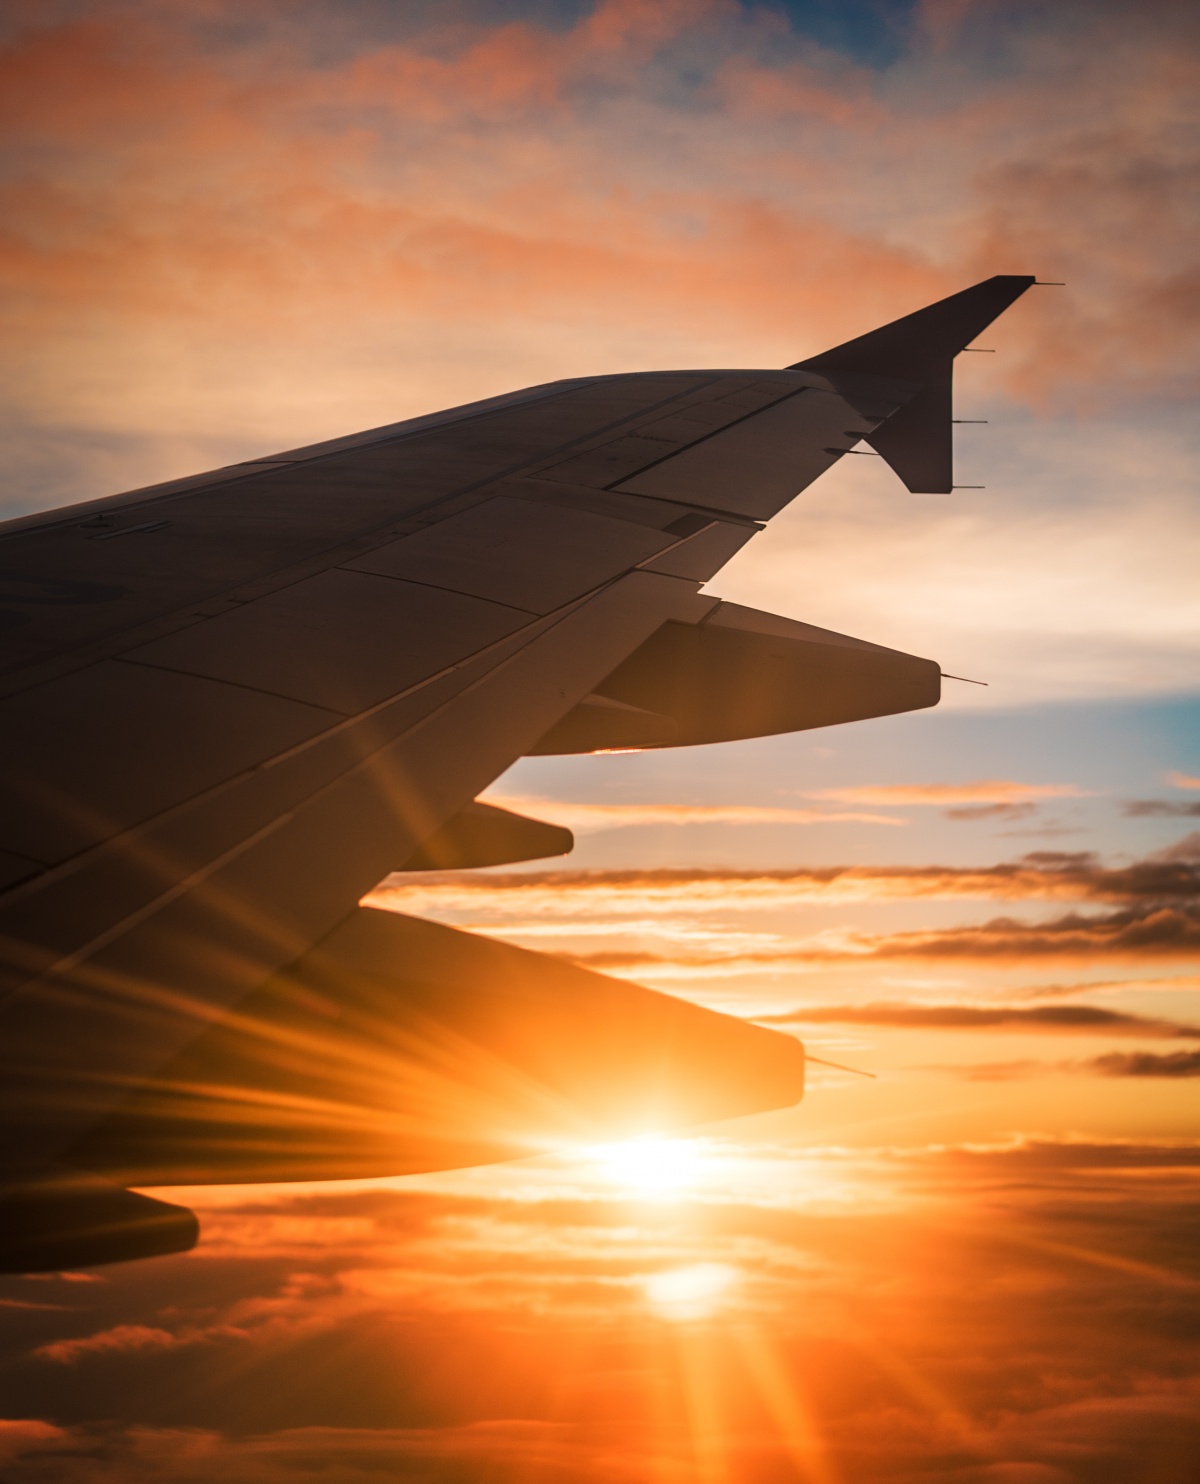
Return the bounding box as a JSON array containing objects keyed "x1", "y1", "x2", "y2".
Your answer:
[
  {"x1": 804, "y1": 780, "x2": 1089, "y2": 806},
  {"x1": 478, "y1": 792, "x2": 907, "y2": 831}
]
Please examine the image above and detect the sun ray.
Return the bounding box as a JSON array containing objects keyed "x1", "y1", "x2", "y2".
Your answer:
[{"x1": 733, "y1": 1323, "x2": 841, "y2": 1484}]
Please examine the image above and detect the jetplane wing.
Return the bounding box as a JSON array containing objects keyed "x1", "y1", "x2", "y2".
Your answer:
[{"x1": 0, "y1": 275, "x2": 1033, "y2": 1271}]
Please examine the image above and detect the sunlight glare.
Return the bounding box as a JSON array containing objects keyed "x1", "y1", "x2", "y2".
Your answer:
[
  {"x1": 644, "y1": 1263, "x2": 738, "y2": 1321},
  {"x1": 589, "y1": 1135, "x2": 706, "y2": 1201}
]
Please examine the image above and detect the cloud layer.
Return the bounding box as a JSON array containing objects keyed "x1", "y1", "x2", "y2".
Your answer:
[{"x1": 1, "y1": 1134, "x2": 1198, "y2": 1482}]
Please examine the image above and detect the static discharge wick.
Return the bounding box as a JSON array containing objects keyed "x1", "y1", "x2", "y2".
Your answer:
[{"x1": 806, "y1": 1054, "x2": 876, "y2": 1080}]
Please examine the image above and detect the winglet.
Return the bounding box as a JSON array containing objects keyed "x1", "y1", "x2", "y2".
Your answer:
[{"x1": 791, "y1": 274, "x2": 1035, "y2": 493}]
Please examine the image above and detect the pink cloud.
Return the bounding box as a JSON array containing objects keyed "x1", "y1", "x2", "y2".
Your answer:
[{"x1": 2, "y1": 0, "x2": 1196, "y2": 488}]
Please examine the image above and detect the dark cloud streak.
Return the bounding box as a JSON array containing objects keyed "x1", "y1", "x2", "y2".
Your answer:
[
  {"x1": 1089, "y1": 1049, "x2": 1200, "y2": 1077},
  {"x1": 761, "y1": 1002, "x2": 1200, "y2": 1035},
  {"x1": 399, "y1": 849, "x2": 1200, "y2": 902},
  {"x1": 1124, "y1": 800, "x2": 1200, "y2": 817},
  {"x1": 563, "y1": 901, "x2": 1200, "y2": 967}
]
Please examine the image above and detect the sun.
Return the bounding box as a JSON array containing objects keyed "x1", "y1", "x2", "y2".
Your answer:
[{"x1": 588, "y1": 1134, "x2": 707, "y2": 1201}]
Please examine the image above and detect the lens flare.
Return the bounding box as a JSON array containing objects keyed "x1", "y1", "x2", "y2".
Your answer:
[{"x1": 643, "y1": 1263, "x2": 738, "y2": 1320}]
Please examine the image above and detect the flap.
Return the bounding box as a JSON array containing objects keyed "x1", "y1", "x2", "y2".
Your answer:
[
  {"x1": 532, "y1": 601, "x2": 939, "y2": 753},
  {"x1": 527, "y1": 693, "x2": 678, "y2": 755},
  {"x1": 398, "y1": 800, "x2": 573, "y2": 870},
  {"x1": 0, "y1": 1171, "x2": 197, "y2": 1273}
]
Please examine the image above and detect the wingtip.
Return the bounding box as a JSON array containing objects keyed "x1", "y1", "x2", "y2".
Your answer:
[
  {"x1": 790, "y1": 275, "x2": 1038, "y2": 494},
  {"x1": 791, "y1": 273, "x2": 1037, "y2": 381}
]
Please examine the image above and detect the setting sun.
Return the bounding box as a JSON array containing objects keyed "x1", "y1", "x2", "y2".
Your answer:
[{"x1": 589, "y1": 1135, "x2": 708, "y2": 1200}]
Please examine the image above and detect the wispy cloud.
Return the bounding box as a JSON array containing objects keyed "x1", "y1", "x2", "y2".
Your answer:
[
  {"x1": 560, "y1": 902, "x2": 1200, "y2": 966},
  {"x1": 478, "y1": 793, "x2": 906, "y2": 832},
  {"x1": 1167, "y1": 772, "x2": 1200, "y2": 791},
  {"x1": 922, "y1": 1134, "x2": 1200, "y2": 1171},
  {"x1": 798, "y1": 780, "x2": 1091, "y2": 825},
  {"x1": 1089, "y1": 1049, "x2": 1200, "y2": 1078},
  {"x1": 951, "y1": 1049, "x2": 1200, "y2": 1081},
  {"x1": 1154, "y1": 832, "x2": 1200, "y2": 863},
  {"x1": 374, "y1": 847, "x2": 1200, "y2": 920},
  {"x1": 35, "y1": 1324, "x2": 182, "y2": 1366},
  {"x1": 805, "y1": 780, "x2": 1088, "y2": 806},
  {"x1": 1124, "y1": 800, "x2": 1200, "y2": 818},
  {"x1": 761, "y1": 1002, "x2": 1200, "y2": 1036}
]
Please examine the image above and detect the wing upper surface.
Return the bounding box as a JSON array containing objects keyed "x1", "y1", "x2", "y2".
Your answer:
[{"x1": 0, "y1": 364, "x2": 884, "y2": 885}]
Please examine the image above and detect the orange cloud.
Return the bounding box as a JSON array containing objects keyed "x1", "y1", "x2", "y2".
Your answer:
[
  {"x1": 372, "y1": 848, "x2": 1200, "y2": 920},
  {"x1": 763, "y1": 1002, "x2": 1200, "y2": 1037},
  {"x1": 1089, "y1": 1049, "x2": 1200, "y2": 1077},
  {"x1": 563, "y1": 903, "x2": 1200, "y2": 967},
  {"x1": 35, "y1": 1323, "x2": 181, "y2": 1365},
  {"x1": 478, "y1": 792, "x2": 906, "y2": 832},
  {"x1": 806, "y1": 780, "x2": 1087, "y2": 806},
  {"x1": 3, "y1": 1136, "x2": 1200, "y2": 1481},
  {"x1": 0, "y1": 1419, "x2": 66, "y2": 1463}
]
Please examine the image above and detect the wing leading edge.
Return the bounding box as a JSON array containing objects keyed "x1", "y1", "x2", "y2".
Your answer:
[{"x1": 0, "y1": 276, "x2": 1033, "y2": 1270}]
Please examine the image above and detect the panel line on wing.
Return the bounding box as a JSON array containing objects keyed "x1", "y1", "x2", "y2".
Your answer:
[
  {"x1": 0, "y1": 376, "x2": 725, "y2": 549},
  {"x1": 529, "y1": 380, "x2": 812, "y2": 495},
  {"x1": 599, "y1": 387, "x2": 810, "y2": 491},
  {"x1": 2, "y1": 573, "x2": 712, "y2": 1015},
  {"x1": 113, "y1": 653, "x2": 366, "y2": 715},
  {"x1": 0, "y1": 602, "x2": 570, "y2": 902},
  {"x1": 0, "y1": 377, "x2": 733, "y2": 702},
  {"x1": 0, "y1": 555, "x2": 658, "y2": 914}
]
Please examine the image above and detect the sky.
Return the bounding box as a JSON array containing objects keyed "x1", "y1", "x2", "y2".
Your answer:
[{"x1": 1, "y1": 1, "x2": 1199, "y2": 1481}]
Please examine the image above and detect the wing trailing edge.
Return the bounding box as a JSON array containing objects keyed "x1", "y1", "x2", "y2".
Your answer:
[
  {"x1": 0, "y1": 1172, "x2": 197, "y2": 1274},
  {"x1": 530, "y1": 600, "x2": 939, "y2": 754},
  {"x1": 398, "y1": 800, "x2": 573, "y2": 871}
]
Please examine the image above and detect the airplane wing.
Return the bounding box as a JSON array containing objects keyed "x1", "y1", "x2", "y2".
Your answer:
[{"x1": 0, "y1": 275, "x2": 1034, "y2": 1271}]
